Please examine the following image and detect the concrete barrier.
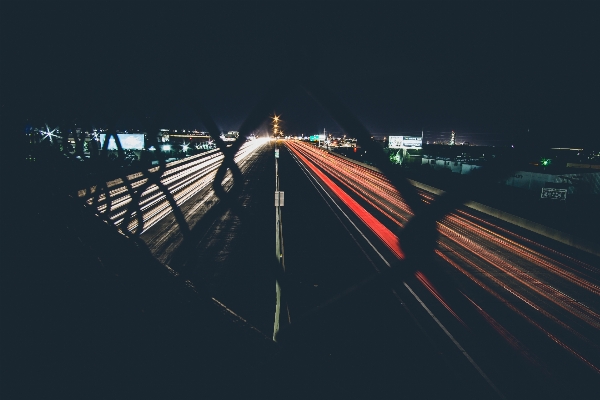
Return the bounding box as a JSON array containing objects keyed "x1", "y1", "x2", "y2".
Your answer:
[{"x1": 408, "y1": 179, "x2": 600, "y2": 258}]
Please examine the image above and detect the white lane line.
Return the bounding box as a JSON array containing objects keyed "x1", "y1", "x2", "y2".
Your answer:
[
  {"x1": 403, "y1": 282, "x2": 506, "y2": 400},
  {"x1": 289, "y1": 149, "x2": 390, "y2": 269},
  {"x1": 290, "y1": 145, "x2": 506, "y2": 400}
]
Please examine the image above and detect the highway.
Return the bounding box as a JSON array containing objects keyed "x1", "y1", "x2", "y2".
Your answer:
[
  {"x1": 76, "y1": 138, "x2": 600, "y2": 398},
  {"x1": 284, "y1": 140, "x2": 600, "y2": 399}
]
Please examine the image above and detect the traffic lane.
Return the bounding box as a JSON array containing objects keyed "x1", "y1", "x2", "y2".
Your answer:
[
  {"x1": 140, "y1": 141, "x2": 266, "y2": 260},
  {"x1": 282, "y1": 142, "x2": 600, "y2": 398},
  {"x1": 280, "y1": 143, "x2": 500, "y2": 399},
  {"x1": 410, "y1": 246, "x2": 600, "y2": 400},
  {"x1": 360, "y1": 191, "x2": 600, "y2": 396},
  {"x1": 303, "y1": 145, "x2": 600, "y2": 349},
  {"x1": 190, "y1": 145, "x2": 277, "y2": 334},
  {"x1": 279, "y1": 143, "x2": 395, "y2": 316},
  {"x1": 138, "y1": 142, "x2": 276, "y2": 334}
]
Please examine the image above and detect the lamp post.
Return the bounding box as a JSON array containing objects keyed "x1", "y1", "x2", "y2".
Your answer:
[{"x1": 271, "y1": 114, "x2": 280, "y2": 139}]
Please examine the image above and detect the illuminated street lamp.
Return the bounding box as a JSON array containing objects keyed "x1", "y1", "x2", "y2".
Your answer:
[{"x1": 271, "y1": 114, "x2": 281, "y2": 138}]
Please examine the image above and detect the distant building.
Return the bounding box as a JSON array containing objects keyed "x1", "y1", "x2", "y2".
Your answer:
[{"x1": 421, "y1": 156, "x2": 483, "y2": 174}]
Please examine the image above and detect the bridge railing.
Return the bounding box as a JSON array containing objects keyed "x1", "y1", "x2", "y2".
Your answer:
[{"x1": 32, "y1": 71, "x2": 528, "y2": 348}]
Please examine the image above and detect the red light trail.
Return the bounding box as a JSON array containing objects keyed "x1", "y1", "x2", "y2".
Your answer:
[{"x1": 286, "y1": 140, "x2": 600, "y2": 376}]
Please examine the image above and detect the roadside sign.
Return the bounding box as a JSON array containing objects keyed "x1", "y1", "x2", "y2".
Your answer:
[
  {"x1": 540, "y1": 187, "x2": 567, "y2": 201},
  {"x1": 275, "y1": 149, "x2": 279, "y2": 158},
  {"x1": 275, "y1": 191, "x2": 284, "y2": 206}
]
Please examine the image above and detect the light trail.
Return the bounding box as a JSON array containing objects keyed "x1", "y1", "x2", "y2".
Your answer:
[
  {"x1": 437, "y1": 249, "x2": 600, "y2": 374},
  {"x1": 438, "y1": 223, "x2": 600, "y2": 330},
  {"x1": 445, "y1": 213, "x2": 600, "y2": 295},
  {"x1": 287, "y1": 141, "x2": 507, "y2": 396},
  {"x1": 415, "y1": 270, "x2": 468, "y2": 328},
  {"x1": 78, "y1": 138, "x2": 268, "y2": 234},
  {"x1": 461, "y1": 291, "x2": 544, "y2": 369},
  {"x1": 290, "y1": 145, "x2": 404, "y2": 259},
  {"x1": 436, "y1": 241, "x2": 599, "y2": 350},
  {"x1": 286, "y1": 140, "x2": 600, "y2": 376}
]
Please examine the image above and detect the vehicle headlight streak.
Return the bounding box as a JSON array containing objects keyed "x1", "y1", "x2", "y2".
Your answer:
[
  {"x1": 78, "y1": 139, "x2": 268, "y2": 234},
  {"x1": 286, "y1": 140, "x2": 600, "y2": 374}
]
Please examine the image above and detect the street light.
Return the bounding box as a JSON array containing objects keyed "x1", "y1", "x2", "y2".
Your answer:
[{"x1": 271, "y1": 114, "x2": 281, "y2": 138}]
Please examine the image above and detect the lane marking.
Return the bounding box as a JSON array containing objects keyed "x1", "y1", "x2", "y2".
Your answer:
[
  {"x1": 404, "y1": 282, "x2": 507, "y2": 400},
  {"x1": 289, "y1": 148, "x2": 391, "y2": 269},
  {"x1": 288, "y1": 143, "x2": 506, "y2": 399}
]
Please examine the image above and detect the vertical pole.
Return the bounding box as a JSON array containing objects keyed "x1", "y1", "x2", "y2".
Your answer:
[
  {"x1": 273, "y1": 142, "x2": 289, "y2": 340},
  {"x1": 274, "y1": 143, "x2": 281, "y2": 340}
]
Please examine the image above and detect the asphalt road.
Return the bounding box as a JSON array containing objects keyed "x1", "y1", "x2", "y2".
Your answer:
[
  {"x1": 68, "y1": 138, "x2": 600, "y2": 399},
  {"x1": 284, "y1": 140, "x2": 600, "y2": 399},
  {"x1": 134, "y1": 140, "x2": 499, "y2": 398}
]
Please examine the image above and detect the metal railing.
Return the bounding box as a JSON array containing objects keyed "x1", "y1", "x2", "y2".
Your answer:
[{"x1": 33, "y1": 71, "x2": 527, "y2": 347}]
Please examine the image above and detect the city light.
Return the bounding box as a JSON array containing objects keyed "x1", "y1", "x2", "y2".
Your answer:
[
  {"x1": 40, "y1": 124, "x2": 60, "y2": 142},
  {"x1": 541, "y1": 158, "x2": 551, "y2": 166},
  {"x1": 271, "y1": 114, "x2": 282, "y2": 138}
]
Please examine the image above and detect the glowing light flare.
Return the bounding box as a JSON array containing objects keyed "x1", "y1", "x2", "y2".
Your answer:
[{"x1": 39, "y1": 124, "x2": 60, "y2": 142}]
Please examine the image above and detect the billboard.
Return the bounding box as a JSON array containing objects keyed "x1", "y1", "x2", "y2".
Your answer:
[
  {"x1": 388, "y1": 135, "x2": 422, "y2": 149},
  {"x1": 100, "y1": 134, "x2": 145, "y2": 150}
]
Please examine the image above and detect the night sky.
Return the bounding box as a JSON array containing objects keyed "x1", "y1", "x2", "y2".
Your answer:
[{"x1": 2, "y1": 0, "x2": 599, "y2": 147}]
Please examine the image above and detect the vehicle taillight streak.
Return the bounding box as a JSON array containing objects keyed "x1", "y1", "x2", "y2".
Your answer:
[{"x1": 286, "y1": 140, "x2": 600, "y2": 376}]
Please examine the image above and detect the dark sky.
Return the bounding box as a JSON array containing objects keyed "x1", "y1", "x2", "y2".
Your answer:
[{"x1": 2, "y1": 0, "x2": 599, "y2": 147}]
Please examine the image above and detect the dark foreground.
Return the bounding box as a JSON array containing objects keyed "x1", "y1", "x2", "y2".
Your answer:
[{"x1": 3, "y1": 144, "x2": 599, "y2": 399}]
